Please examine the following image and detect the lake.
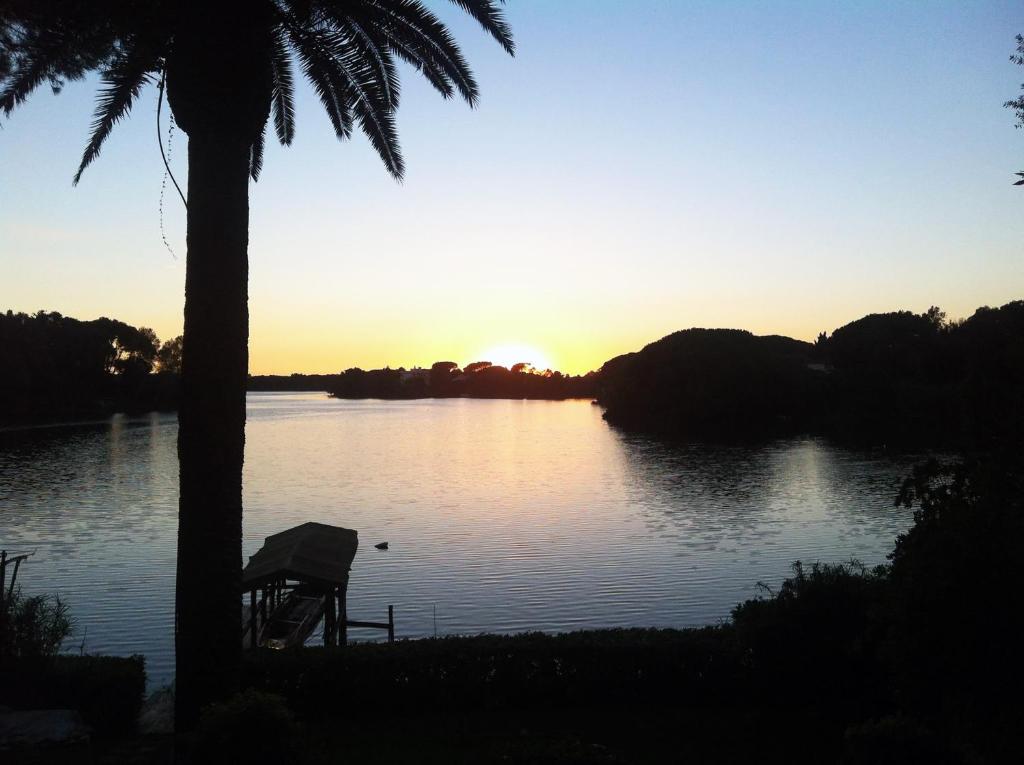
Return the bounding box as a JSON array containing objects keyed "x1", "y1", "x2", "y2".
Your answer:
[{"x1": 0, "y1": 393, "x2": 919, "y2": 688}]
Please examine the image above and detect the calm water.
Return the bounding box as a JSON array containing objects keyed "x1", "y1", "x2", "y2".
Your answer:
[{"x1": 0, "y1": 394, "x2": 919, "y2": 688}]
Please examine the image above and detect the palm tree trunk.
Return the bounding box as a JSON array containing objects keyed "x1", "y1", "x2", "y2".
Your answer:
[{"x1": 175, "y1": 130, "x2": 251, "y2": 729}]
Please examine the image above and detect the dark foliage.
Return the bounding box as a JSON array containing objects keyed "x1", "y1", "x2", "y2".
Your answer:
[
  {"x1": 731, "y1": 561, "x2": 891, "y2": 722},
  {"x1": 0, "y1": 309, "x2": 178, "y2": 423},
  {"x1": 0, "y1": 654, "x2": 146, "y2": 736},
  {"x1": 727, "y1": 452, "x2": 1024, "y2": 762},
  {"x1": 0, "y1": 587, "x2": 72, "y2": 661},
  {"x1": 599, "y1": 300, "x2": 1024, "y2": 447},
  {"x1": 326, "y1": 364, "x2": 597, "y2": 400},
  {"x1": 156, "y1": 334, "x2": 183, "y2": 375},
  {"x1": 839, "y1": 717, "x2": 965, "y2": 765},
  {"x1": 192, "y1": 690, "x2": 298, "y2": 765},
  {"x1": 886, "y1": 454, "x2": 1024, "y2": 761},
  {"x1": 242, "y1": 628, "x2": 743, "y2": 718},
  {"x1": 248, "y1": 373, "x2": 343, "y2": 392},
  {"x1": 599, "y1": 329, "x2": 817, "y2": 439}
]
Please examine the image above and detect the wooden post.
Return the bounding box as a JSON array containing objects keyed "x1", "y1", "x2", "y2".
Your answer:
[
  {"x1": 0, "y1": 551, "x2": 5, "y2": 633},
  {"x1": 388, "y1": 605, "x2": 395, "y2": 643},
  {"x1": 249, "y1": 588, "x2": 257, "y2": 649},
  {"x1": 7, "y1": 558, "x2": 21, "y2": 600},
  {"x1": 338, "y1": 587, "x2": 347, "y2": 647},
  {"x1": 324, "y1": 588, "x2": 336, "y2": 647}
]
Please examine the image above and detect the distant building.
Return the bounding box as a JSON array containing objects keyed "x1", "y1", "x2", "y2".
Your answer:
[{"x1": 400, "y1": 367, "x2": 430, "y2": 383}]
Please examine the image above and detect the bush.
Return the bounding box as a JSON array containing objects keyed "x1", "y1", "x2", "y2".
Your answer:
[
  {"x1": 887, "y1": 456, "x2": 1024, "y2": 761},
  {"x1": 241, "y1": 628, "x2": 744, "y2": 718},
  {"x1": 192, "y1": 690, "x2": 296, "y2": 765},
  {"x1": 731, "y1": 561, "x2": 890, "y2": 717},
  {"x1": 0, "y1": 587, "x2": 72, "y2": 660},
  {"x1": 839, "y1": 716, "x2": 964, "y2": 765},
  {"x1": 0, "y1": 654, "x2": 146, "y2": 736}
]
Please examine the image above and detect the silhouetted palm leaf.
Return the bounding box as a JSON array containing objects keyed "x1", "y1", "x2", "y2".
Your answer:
[
  {"x1": 286, "y1": 19, "x2": 355, "y2": 142},
  {"x1": 73, "y1": 41, "x2": 158, "y2": 184},
  {"x1": 269, "y1": 26, "x2": 296, "y2": 145},
  {"x1": 323, "y1": 28, "x2": 403, "y2": 176},
  {"x1": 448, "y1": 0, "x2": 515, "y2": 55},
  {"x1": 251, "y1": 120, "x2": 267, "y2": 181},
  {"x1": 350, "y1": 0, "x2": 480, "y2": 103},
  {"x1": 2, "y1": 0, "x2": 513, "y2": 180}
]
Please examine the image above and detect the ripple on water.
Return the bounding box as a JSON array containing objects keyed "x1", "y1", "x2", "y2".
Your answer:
[{"x1": 0, "y1": 394, "x2": 921, "y2": 689}]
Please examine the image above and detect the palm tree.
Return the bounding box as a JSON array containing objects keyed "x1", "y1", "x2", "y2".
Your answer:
[{"x1": 1, "y1": 0, "x2": 513, "y2": 727}]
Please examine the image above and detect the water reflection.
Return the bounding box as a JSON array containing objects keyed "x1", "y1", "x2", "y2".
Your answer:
[{"x1": 0, "y1": 395, "x2": 918, "y2": 688}]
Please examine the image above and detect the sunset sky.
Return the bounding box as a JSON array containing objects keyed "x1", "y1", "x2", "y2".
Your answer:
[{"x1": 2, "y1": 0, "x2": 1022, "y2": 375}]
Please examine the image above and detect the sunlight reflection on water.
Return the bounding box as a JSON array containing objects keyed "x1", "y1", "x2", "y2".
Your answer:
[{"x1": 0, "y1": 394, "x2": 919, "y2": 688}]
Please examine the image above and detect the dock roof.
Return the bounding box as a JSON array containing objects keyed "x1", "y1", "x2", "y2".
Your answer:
[{"x1": 242, "y1": 522, "x2": 358, "y2": 589}]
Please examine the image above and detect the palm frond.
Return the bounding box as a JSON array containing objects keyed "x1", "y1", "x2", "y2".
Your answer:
[
  {"x1": 73, "y1": 41, "x2": 156, "y2": 184},
  {"x1": 337, "y1": 15, "x2": 400, "y2": 111},
  {"x1": 321, "y1": 25, "x2": 403, "y2": 177},
  {"x1": 363, "y1": 0, "x2": 480, "y2": 104},
  {"x1": 0, "y1": 25, "x2": 75, "y2": 116},
  {"x1": 1, "y1": 17, "x2": 121, "y2": 118},
  {"x1": 446, "y1": 0, "x2": 514, "y2": 55},
  {"x1": 285, "y1": 14, "x2": 403, "y2": 177},
  {"x1": 251, "y1": 119, "x2": 267, "y2": 181},
  {"x1": 269, "y1": 25, "x2": 296, "y2": 145},
  {"x1": 285, "y1": 19, "x2": 353, "y2": 141},
  {"x1": 0, "y1": 49, "x2": 54, "y2": 116}
]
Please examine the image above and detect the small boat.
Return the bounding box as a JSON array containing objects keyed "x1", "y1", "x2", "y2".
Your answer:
[{"x1": 259, "y1": 591, "x2": 325, "y2": 650}]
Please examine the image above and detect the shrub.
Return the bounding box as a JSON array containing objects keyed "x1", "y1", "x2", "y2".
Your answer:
[
  {"x1": 839, "y1": 716, "x2": 964, "y2": 765},
  {"x1": 887, "y1": 456, "x2": 1024, "y2": 761},
  {"x1": 730, "y1": 560, "x2": 890, "y2": 718},
  {"x1": 192, "y1": 690, "x2": 296, "y2": 765},
  {"x1": 241, "y1": 628, "x2": 745, "y2": 719},
  {"x1": 0, "y1": 654, "x2": 146, "y2": 736},
  {"x1": 0, "y1": 587, "x2": 73, "y2": 660}
]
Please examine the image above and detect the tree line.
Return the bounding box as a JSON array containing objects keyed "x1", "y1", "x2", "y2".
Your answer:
[
  {"x1": 325, "y1": 361, "x2": 597, "y2": 400},
  {"x1": 598, "y1": 300, "x2": 1024, "y2": 449},
  {"x1": 0, "y1": 310, "x2": 182, "y2": 424},
  {"x1": 10, "y1": 300, "x2": 1023, "y2": 445}
]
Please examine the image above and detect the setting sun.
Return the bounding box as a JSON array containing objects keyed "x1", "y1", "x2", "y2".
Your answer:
[{"x1": 474, "y1": 343, "x2": 554, "y2": 372}]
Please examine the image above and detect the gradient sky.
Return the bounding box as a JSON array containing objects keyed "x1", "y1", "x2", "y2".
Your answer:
[{"x1": 2, "y1": 1, "x2": 1022, "y2": 375}]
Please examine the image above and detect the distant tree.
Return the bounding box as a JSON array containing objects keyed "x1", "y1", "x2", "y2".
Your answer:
[
  {"x1": 0, "y1": 310, "x2": 177, "y2": 420},
  {"x1": 102, "y1": 321, "x2": 159, "y2": 378},
  {"x1": 465, "y1": 361, "x2": 492, "y2": 374},
  {"x1": 429, "y1": 361, "x2": 459, "y2": 395},
  {"x1": 511, "y1": 362, "x2": 532, "y2": 374},
  {"x1": 157, "y1": 335, "x2": 184, "y2": 375},
  {"x1": 1006, "y1": 34, "x2": 1024, "y2": 185},
  {"x1": 924, "y1": 306, "x2": 946, "y2": 330}
]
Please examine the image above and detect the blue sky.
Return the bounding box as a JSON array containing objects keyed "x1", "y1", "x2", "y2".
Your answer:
[{"x1": 2, "y1": 0, "x2": 1022, "y2": 373}]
